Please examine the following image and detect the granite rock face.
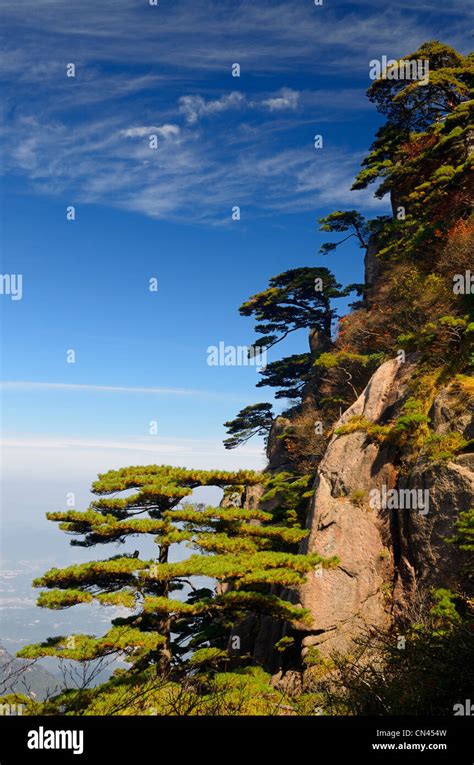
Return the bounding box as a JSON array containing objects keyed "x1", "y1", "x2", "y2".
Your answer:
[
  {"x1": 221, "y1": 361, "x2": 473, "y2": 669},
  {"x1": 296, "y1": 358, "x2": 407, "y2": 655},
  {"x1": 294, "y1": 360, "x2": 473, "y2": 658}
]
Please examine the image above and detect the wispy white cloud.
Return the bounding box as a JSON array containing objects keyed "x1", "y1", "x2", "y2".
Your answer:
[
  {"x1": 0, "y1": 0, "x2": 468, "y2": 223},
  {"x1": 0, "y1": 0, "x2": 468, "y2": 77},
  {"x1": 0, "y1": 381, "x2": 247, "y2": 401},
  {"x1": 179, "y1": 92, "x2": 245, "y2": 124},
  {"x1": 262, "y1": 88, "x2": 299, "y2": 111},
  {"x1": 1, "y1": 434, "x2": 263, "y2": 455},
  {"x1": 0, "y1": 102, "x2": 389, "y2": 222},
  {"x1": 121, "y1": 124, "x2": 180, "y2": 140},
  {"x1": 179, "y1": 89, "x2": 301, "y2": 124},
  {"x1": 2, "y1": 436, "x2": 188, "y2": 453}
]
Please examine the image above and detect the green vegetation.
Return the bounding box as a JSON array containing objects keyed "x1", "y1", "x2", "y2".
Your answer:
[{"x1": 16, "y1": 465, "x2": 336, "y2": 712}]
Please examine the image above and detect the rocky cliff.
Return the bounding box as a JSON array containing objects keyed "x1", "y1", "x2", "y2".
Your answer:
[
  {"x1": 223, "y1": 355, "x2": 473, "y2": 674},
  {"x1": 296, "y1": 359, "x2": 473, "y2": 661}
]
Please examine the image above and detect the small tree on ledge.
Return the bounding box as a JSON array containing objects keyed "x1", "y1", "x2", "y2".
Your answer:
[{"x1": 223, "y1": 403, "x2": 274, "y2": 449}]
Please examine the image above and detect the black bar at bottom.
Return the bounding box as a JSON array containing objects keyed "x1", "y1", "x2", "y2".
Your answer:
[{"x1": 0, "y1": 715, "x2": 472, "y2": 762}]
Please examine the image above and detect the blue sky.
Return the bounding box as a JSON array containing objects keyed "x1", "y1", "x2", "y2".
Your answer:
[{"x1": 0, "y1": 0, "x2": 471, "y2": 650}]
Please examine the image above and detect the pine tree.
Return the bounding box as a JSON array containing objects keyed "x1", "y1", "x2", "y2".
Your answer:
[
  {"x1": 223, "y1": 403, "x2": 274, "y2": 450},
  {"x1": 19, "y1": 465, "x2": 335, "y2": 675},
  {"x1": 352, "y1": 41, "x2": 473, "y2": 261},
  {"x1": 255, "y1": 353, "x2": 314, "y2": 400},
  {"x1": 235, "y1": 266, "x2": 353, "y2": 406},
  {"x1": 317, "y1": 210, "x2": 370, "y2": 255},
  {"x1": 239, "y1": 266, "x2": 346, "y2": 351}
]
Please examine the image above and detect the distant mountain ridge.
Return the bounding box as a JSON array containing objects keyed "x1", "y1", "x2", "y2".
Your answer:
[{"x1": 0, "y1": 645, "x2": 60, "y2": 701}]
